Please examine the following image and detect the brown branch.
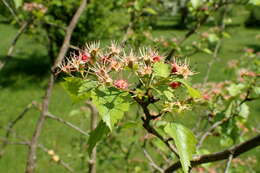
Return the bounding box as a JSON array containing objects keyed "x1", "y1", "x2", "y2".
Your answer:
[
  {"x1": 143, "y1": 148, "x2": 164, "y2": 173},
  {"x1": 0, "y1": 0, "x2": 21, "y2": 24},
  {"x1": 52, "y1": 0, "x2": 88, "y2": 71},
  {"x1": 133, "y1": 96, "x2": 179, "y2": 157},
  {"x1": 224, "y1": 154, "x2": 233, "y2": 173},
  {"x1": 86, "y1": 101, "x2": 98, "y2": 173},
  {"x1": 1, "y1": 137, "x2": 75, "y2": 173},
  {"x1": 45, "y1": 112, "x2": 89, "y2": 136},
  {"x1": 164, "y1": 135, "x2": 260, "y2": 173},
  {"x1": 0, "y1": 102, "x2": 36, "y2": 157},
  {"x1": 0, "y1": 19, "x2": 33, "y2": 70},
  {"x1": 25, "y1": 1, "x2": 88, "y2": 172}
]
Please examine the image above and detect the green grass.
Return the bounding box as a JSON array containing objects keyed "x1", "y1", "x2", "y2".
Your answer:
[{"x1": 0, "y1": 7, "x2": 260, "y2": 172}]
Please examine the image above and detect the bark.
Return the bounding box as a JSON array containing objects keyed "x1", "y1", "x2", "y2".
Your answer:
[
  {"x1": 164, "y1": 135, "x2": 260, "y2": 173},
  {"x1": 25, "y1": 1, "x2": 88, "y2": 172}
]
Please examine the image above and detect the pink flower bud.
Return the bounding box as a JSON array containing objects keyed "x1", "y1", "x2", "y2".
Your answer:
[
  {"x1": 152, "y1": 56, "x2": 161, "y2": 63},
  {"x1": 80, "y1": 52, "x2": 90, "y2": 63},
  {"x1": 114, "y1": 80, "x2": 128, "y2": 90}
]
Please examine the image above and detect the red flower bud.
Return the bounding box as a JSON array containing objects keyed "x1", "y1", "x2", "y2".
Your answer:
[
  {"x1": 152, "y1": 56, "x2": 161, "y2": 62},
  {"x1": 169, "y1": 82, "x2": 181, "y2": 89}
]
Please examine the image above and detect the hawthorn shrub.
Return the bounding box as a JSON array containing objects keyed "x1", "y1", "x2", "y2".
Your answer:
[{"x1": 58, "y1": 42, "x2": 259, "y2": 172}]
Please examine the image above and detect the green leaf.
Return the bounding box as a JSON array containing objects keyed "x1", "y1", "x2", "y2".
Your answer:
[
  {"x1": 62, "y1": 77, "x2": 83, "y2": 102},
  {"x1": 238, "y1": 103, "x2": 250, "y2": 119},
  {"x1": 208, "y1": 34, "x2": 219, "y2": 43},
  {"x1": 13, "y1": 0, "x2": 23, "y2": 8},
  {"x1": 175, "y1": 79, "x2": 201, "y2": 98},
  {"x1": 227, "y1": 84, "x2": 245, "y2": 97},
  {"x1": 253, "y1": 87, "x2": 260, "y2": 95},
  {"x1": 143, "y1": 7, "x2": 157, "y2": 15},
  {"x1": 191, "y1": 0, "x2": 202, "y2": 9},
  {"x1": 164, "y1": 123, "x2": 197, "y2": 173},
  {"x1": 91, "y1": 87, "x2": 131, "y2": 130},
  {"x1": 153, "y1": 62, "x2": 171, "y2": 78},
  {"x1": 87, "y1": 121, "x2": 110, "y2": 155},
  {"x1": 78, "y1": 80, "x2": 98, "y2": 99},
  {"x1": 202, "y1": 48, "x2": 213, "y2": 54}
]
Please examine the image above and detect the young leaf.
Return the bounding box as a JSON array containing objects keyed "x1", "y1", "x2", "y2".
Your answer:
[
  {"x1": 62, "y1": 77, "x2": 82, "y2": 102},
  {"x1": 153, "y1": 62, "x2": 171, "y2": 78},
  {"x1": 87, "y1": 121, "x2": 110, "y2": 155},
  {"x1": 91, "y1": 87, "x2": 131, "y2": 130},
  {"x1": 164, "y1": 123, "x2": 197, "y2": 173},
  {"x1": 13, "y1": 0, "x2": 23, "y2": 8},
  {"x1": 175, "y1": 79, "x2": 201, "y2": 98}
]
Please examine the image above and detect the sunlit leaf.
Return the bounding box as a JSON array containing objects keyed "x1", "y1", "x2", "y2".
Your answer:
[
  {"x1": 164, "y1": 123, "x2": 197, "y2": 173},
  {"x1": 13, "y1": 0, "x2": 23, "y2": 8},
  {"x1": 153, "y1": 62, "x2": 171, "y2": 78}
]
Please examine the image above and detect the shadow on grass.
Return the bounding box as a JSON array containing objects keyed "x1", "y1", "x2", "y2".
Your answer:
[{"x1": 0, "y1": 53, "x2": 51, "y2": 89}]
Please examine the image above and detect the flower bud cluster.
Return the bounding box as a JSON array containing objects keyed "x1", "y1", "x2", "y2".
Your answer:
[{"x1": 58, "y1": 42, "x2": 195, "y2": 91}]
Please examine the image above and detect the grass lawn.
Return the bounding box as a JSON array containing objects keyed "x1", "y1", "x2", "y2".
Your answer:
[{"x1": 0, "y1": 8, "x2": 259, "y2": 172}]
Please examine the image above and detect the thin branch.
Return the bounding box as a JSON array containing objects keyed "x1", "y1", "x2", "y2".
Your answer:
[
  {"x1": 1, "y1": 137, "x2": 75, "y2": 173},
  {"x1": 45, "y1": 113, "x2": 89, "y2": 136},
  {"x1": 26, "y1": 1, "x2": 88, "y2": 172},
  {"x1": 164, "y1": 135, "x2": 260, "y2": 173},
  {"x1": 224, "y1": 154, "x2": 233, "y2": 173},
  {"x1": 0, "y1": 102, "x2": 36, "y2": 157},
  {"x1": 86, "y1": 101, "x2": 98, "y2": 173},
  {"x1": 38, "y1": 144, "x2": 75, "y2": 173},
  {"x1": 0, "y1": 19, "x2": 33, "y2": 70},
  {"x1": 143, "y1": 148, "x2": 164, "y2": 173},
  {"x1": 197, "y1": 118, "x2": 228, "y2": 149},
  {"x1": 1, "y1": 0, "x2": 21, "y2": 24}
]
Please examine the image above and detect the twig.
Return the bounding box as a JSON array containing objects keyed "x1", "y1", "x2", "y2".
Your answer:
[
  {"x1": 196, "y1": 118, "x2": 228, "y2": 149},
  {"x1": 38, "y1": 144, "x2": 75, "y2": 173},
  {"x1": 133, "y1": 96, "x2": 179, "y2": 157},
  {"x1": 203, "y1": 2, "x2": 228, "y2": 84},
  {"x1": 164, "y1": 135, "x2": 260, "y2": 173},
  {"x1": 1, "y1": 137, "x2": 75, "y2": 173},
  {"x1": 0, "y1": 19, "x2": 33, "y2": 70},
  {"x1": 143, "y1": 148, "x2": 164, "y2": 173},
  {"x1": 86, "y1": 101, "x2": 98, "y2": 173},
  {"x1": 224, "y1": 154, "x2": 233, "y2": 173},
  {"x1": 1, "y1": 0, "x2": 21, "y2": 24},
  {"x1": 26, "y1": 1, "x2": 88, "y2": 172},
  {"x1": 0, "y1": 102, "x2": 36, "y2": 157},
  {"x1": 45, "y1": 113, "x2": 89, "y2": 136}
]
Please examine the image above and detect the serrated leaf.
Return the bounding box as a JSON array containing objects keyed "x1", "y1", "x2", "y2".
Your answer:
[
  {"x1": 78, "y1": 80, "x2": 98, "y2": 99},
  {"x1": 87, "y1": 121, "x2": 110, "y2": 155},
  {"x1": 62, "y1": 77, "x2": 82, "y2": 102},
  {"x1": 153, "y1": 62, "x2": 171, "y2": 78},
  {"x1": 13, "y1": 0, "x2": 23, "y2": 8},
  {"x1": 191, "y1": 0, "x2": 202, "y2": 9},
  {"x1": 91, "y1": 87, "x2": 130, "y2": 130},
  {"x1": 164, "y1": 123, "x2": 197, "y2": 173}
]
